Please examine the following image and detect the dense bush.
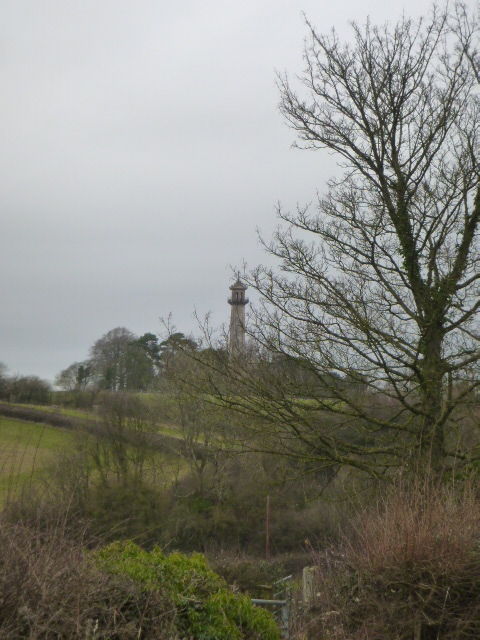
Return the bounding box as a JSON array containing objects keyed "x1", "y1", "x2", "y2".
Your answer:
[
  {"x1": 24, "y1": 427, "x2": 345, "y2": 556},
  {"x1": 0, "y1": 518, "x2": 170, "y2": 639},
  {"x1": 162, "y1": 453, "x2": 344, "y2": 554},
  {"x1": 0, "y1": 517, "x2": 280, "y2": 639},
  {"x1": 86, "y1": 479, "x2": 168, "y2": 543},
  {"x1": 303, "y1": 482, "x2": 480, "y2": 640},
  {"x1": 96, "y1": 541, "x2": 280, "y2": 639},
  {"x1": 210, "y1": 551, "x2": 309, "y2": 597},
  {"x1": 1, "y1": 375, "x2": 52, "y2": 404},
  {"x1": 52, "y1": 389, "x2": 98, "y2": 409}
]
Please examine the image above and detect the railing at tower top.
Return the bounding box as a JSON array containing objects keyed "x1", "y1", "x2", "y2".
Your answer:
[{"x1": 227, "y1": 297, "x2": 249, "y2": 305}]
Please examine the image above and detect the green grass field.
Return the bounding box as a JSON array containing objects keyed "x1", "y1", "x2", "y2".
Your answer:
[
  {"x1": 9, "y1": 403, "x2": 97, "y2": 420},
  {"x1": 0, "y1": 417, "x2": 76, "y2": 501},
  {"x1": 0, "y1": 413, "x2": 191, "y2": 505}
]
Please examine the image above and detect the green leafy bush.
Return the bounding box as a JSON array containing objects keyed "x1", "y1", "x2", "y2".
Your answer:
[
  {"x1": 0, "y1": 519, "x2": 280, "y2": 640},
  {"x1": 96, "y1": 541, "x2": 280, "y2": 639}
]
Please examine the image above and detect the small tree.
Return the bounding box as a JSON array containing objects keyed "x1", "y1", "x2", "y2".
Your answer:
[
  {"x1": 91, "y1": 392, "x2": 156, "y2": 485},
  {"x1": 55, "y1": 361, "x2": 92, "y2": 391},
  {"x1": 159, "y1": 332, "x2": 198, "y2": 373},
  {"x1": 136, "y1": 332, "x2": 162, "y2": 376},
  {"x1": 162, "y1": 345, "x2": 229, "y2": 496}
]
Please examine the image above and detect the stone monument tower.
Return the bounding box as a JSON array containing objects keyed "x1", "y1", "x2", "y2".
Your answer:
[{"x1": 228, "y1": 277, "x2": 249, "y2": 356}]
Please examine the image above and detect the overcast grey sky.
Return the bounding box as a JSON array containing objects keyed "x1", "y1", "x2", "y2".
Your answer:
[{"x1": 1, "y1": 0, "x2": 442, "y2": 382}]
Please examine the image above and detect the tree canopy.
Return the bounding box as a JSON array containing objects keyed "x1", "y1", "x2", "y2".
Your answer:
[{"x1": 54, "y1": 329, "x2": 199, "y2": 393}]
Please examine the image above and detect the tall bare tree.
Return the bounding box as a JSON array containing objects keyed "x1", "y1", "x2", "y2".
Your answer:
[{"x1": 195, "y1": 4, "x2": 479, "y2": 477}]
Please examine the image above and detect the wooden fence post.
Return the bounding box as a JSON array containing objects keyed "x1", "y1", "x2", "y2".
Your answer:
[{"x1": 302, "y1": 566, "x2": 319, "y2": 608}]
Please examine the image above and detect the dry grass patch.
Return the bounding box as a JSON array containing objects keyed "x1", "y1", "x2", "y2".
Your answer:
[{"x1": 302, "y1": 481, "x2": 480, "y2": 640}]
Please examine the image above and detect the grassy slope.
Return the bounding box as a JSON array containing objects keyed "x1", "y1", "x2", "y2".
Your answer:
[
  {"x1": 0, "y1": 413, "x2": 189, "y2": 504},
  {"x1": 9, "y1": 403, "x2": 96, "y2": 420},
  {"x1": 5, "y1": 401, "x2": 186, "y2": 439},
  {"x1": 0, "y1": 417, "x2": 75, "y2": 501}
]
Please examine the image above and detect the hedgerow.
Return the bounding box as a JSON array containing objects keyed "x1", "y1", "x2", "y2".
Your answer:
[
  {"x1": 0, "y1": 517, "x2": 279, "y2": 639},
  {"x1": 96, "y1": 541, "x2": 280, "y2": 639}
]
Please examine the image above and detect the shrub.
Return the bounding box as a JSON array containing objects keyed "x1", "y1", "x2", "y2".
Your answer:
[
  {"x1": 86, "y1": 478, "x2": 168, "y2": 544},
  {"x1": 305, "y1": 481, "x2": 480, "y2": 640},
  {"x1": 0, "y1": 517, "x2": 280, "y2": 639},
  {"x1": 210, "y1": 551, "x2": 309, "y2": 598},
  {"x1": 0, "y1": 517, "x2": 174, "y2": 639},
  {"x1": 96, "y1": 540, "x2": 281, "y2": 639},
  {"x1": 4, "y1": 375, "x2": 52, "y2": 404},
  {"x1": 162, "y1": 452, "x2": 346, "y2": 554}
]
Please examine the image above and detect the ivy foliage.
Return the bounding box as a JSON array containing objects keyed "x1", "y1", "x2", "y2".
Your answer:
[{"x1": 96, "y1": 541, "x2": 280, "y2": 640}]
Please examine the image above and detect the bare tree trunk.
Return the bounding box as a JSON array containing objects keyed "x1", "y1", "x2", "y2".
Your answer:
[{"x1": 420, "y1": 327, "x2": 446, "y2": 471}]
